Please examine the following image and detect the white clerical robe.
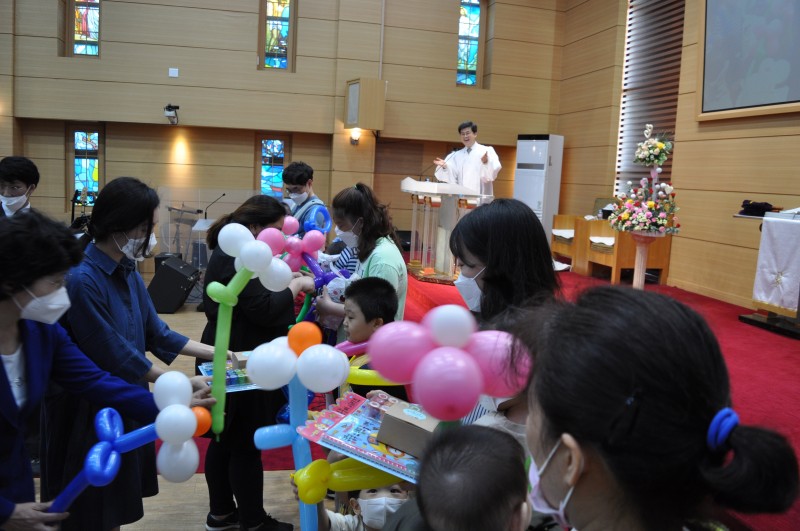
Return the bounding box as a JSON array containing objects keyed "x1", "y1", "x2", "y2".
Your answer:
[
  {"x1": 434, "y1": 142, "x2": 501, "y2": 202},
  {"x1": 753, "y1": 216, "x2": 800, "y2": 312}
]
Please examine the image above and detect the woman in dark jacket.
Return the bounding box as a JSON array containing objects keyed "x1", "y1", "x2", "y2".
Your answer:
[{"x1": 198, "y1": 195, "x2": 314, "y2": 531}]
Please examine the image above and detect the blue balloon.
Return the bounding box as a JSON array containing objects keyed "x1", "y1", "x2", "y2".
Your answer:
[
  {"x1": 94, "y1": 408, "x2": 124, "y2": 442},
  {"x1": 84, "y1": 441, "x2": 121, "y2": 487},
  {"x1": 112, "y1": 423, "x2": 158, "y2": 454},
  {"x1": 303, "y1": 205, "x2": 332, "y2": 234},
  {"x1": 254, "y1": 424, "x2": 296, "y2": 450}
]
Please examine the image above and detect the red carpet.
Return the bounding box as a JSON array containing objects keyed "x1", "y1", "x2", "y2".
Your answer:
[
  {"x1": 183, "y1": 274, "x2": 798, "y2": 529},
  {"x1": 406, "y1": 273, "x2": 800, "y2": 530}
]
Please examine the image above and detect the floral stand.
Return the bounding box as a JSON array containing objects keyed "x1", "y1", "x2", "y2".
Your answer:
[{"x1": 631, "y1": 232, "x2": 665, "y2": 290}]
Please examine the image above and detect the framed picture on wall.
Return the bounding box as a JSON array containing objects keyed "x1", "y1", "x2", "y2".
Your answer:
[{"x1": 696, "y1": 0, "x2": 800, "y2": 120}]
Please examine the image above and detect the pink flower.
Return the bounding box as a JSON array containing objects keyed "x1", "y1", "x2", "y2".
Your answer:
[
  {"x1": 659, "y1": 226, "x2": 666, "y2": 233},
  {"x1": 645, "y1": 211, "x2": 653, "y2": 219},
  {"x1": 659, "y1": 212, "x2": 667, "y2": 219}
]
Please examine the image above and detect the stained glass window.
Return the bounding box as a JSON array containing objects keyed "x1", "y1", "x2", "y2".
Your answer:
[
  {"x1": 264, "y1": 0, "x2": 291, "y2": 69},
  {"x1": 457, "y1": 0, "x2": 481, "y2": 86},
  {"x1": 261, "y1": 139, "x2": 285, "y2": 197},
  {"x1": 74, "y1": 131, "x2": 99, "y2": 205},
  {"x1": 73, "y1": 0, "x2": 100, "y2": 56}
]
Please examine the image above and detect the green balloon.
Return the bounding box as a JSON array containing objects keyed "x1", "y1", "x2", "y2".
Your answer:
[{"x1": 208, "y1": 268, "x2": 254, "y2": 436}]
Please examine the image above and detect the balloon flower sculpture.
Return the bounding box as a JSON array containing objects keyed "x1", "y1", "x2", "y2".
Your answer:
[
  {"x1": 258, "y1": 223, "x2": 351, "y2": 324},
  {"x1": 368, "y1": 304, "x2": 529, "y2": 421},
  {"x1": 49, "y1": 372, "x2": 211, "y2": 512},
  {"x1": 205, "y1": 222, "x2": 296, "y2": 436},
  {"x1": 244, "y1": 322, "x2": 352, "y2": 531}
]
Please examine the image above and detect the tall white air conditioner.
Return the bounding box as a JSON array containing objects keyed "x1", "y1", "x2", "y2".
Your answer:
[{"x1": 513, "y1": 134, "x2": 564, "y2": 242}]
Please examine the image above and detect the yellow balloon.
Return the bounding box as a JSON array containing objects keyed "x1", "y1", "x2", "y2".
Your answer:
[
  {"x1": 294, "y1": 459, "x2": 331, "y2": 505},
  {"x1": 347, "y1": 367, "x2": 402, "y2": 387},
  {"x1": 294, "y1": 458, "x2": 403, "y2": 504}
]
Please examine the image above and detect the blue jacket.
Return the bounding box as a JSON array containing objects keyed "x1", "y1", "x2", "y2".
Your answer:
[{"x1": 0, "y1": 320, "x2": 159, "y2": 526}]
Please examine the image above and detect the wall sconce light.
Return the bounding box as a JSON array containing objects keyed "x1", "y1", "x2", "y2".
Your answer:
[
  {"x1": 350, "y1": 128, "x2": 362, "y2": 145},
  {"x1": 164, "y1": 104, "x2": 180, "y2": 125}
]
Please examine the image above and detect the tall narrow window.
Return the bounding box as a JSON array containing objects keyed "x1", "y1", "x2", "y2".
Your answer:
[
  {"x1": 615, "y1": 0, "x2": 684, "y2": 192},
  {"x1": 73, "y1": 130, "x2": 100, "y2": 203},
  {"x1": 72, "y1": 0, "x2": 100, "y2": 56},
  {"x1": 457, "y1": 0, "x2": 482, "y2": 86},
  {"x1": 260, "y1": 139, "x2": 285, "y2": 197},
  {"x1": 259, "y1": 0, "x2": 294, "y2": 70}
]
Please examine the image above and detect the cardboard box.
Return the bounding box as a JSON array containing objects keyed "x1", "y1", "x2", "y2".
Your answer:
[{"x1": 377, "y1": 400, "x2": 441, "y2": 458}]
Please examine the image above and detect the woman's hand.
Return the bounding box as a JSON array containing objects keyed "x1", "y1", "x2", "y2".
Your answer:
[
  {"x1": 189, "y1": 380, "x2": 216, "y2": 409},
  {"x1": 5, "y1": 502, "x2": 68, "y2": 531},
  {"x1": 190, "y1": 375, "x2": 211, "y2": 393},
  {"x1": 288, "y1": 275, "x2": 316, "y2": 298}
]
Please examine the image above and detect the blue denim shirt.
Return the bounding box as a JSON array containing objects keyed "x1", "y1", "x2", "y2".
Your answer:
[{"x1": 62, "y1": 243, "x2": 188, "y2": 384}]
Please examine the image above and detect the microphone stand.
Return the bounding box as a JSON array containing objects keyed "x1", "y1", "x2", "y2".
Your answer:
[{"x1": 204, "y1": 193, "x2": 226, "y2": 219}]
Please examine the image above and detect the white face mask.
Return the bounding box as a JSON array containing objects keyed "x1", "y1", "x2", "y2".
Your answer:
[
  {"x1": 117, "y1": 233, "x2": 157, "y2": 262},
  {"x1": 528, "y1": 439, "x2": 575, "y2": 529},
  {"x1": 335, "y1": 226, "x2": 359, "y2": 248},
  {"x1": 14, "y1": 286, "x2": 71, "y2": 325},
  {"x1": 1, "y1": 190, "x2": 30, "y2": 214},
  {"x1": 358, "y1": 496, "x2": 406, "y2": 528},
  {"x1": 454, "y1": 267, "x2": 485, "y2": 312},
  {"x1": 289, "y1": 191, "x2": 308, "y2": 205}
]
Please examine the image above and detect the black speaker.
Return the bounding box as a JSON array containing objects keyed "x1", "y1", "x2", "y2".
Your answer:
[
  {"x1": 154, "y1": 252, "x2": 182, "y2": 272},
  {"x1": 147, "y1": 257, "x2": 200, "y2": 314}
]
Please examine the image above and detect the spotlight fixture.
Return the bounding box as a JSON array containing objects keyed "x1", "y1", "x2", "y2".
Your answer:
[
  {"x1": 164, "y1": 104, "x2": 180, "y2": 125},
  {"x1": 350, "y1": 128, "x2": 362, "y2": 145}
]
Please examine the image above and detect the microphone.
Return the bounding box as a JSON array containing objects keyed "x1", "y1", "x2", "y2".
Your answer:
[{"x1": 204, "y1": 193, "x2": 226, "y2": 219}]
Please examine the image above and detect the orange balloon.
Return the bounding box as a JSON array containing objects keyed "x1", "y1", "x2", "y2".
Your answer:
[
  {"x1": 288, "y1": 322, "x2": 323, "y2": 356},
  {"x1": 192, "y1": 406, "x2": 212, "y2": 437}
]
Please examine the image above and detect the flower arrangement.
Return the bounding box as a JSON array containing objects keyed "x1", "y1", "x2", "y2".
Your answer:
[
  {"x1": 608, "y1": 178, "x2": 680, "y2": 234},
  {"x1": 609, "y1": 124, "x2": 680, "y2": 234},
  {"x1": 634, "y1": 124, "x2": 673, "y2": 167}
]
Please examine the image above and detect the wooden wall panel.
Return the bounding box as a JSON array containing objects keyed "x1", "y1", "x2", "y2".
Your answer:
[
  {"x1": 557, "y1": 106, "x2": 620, "y2": 147},
  {"x1": 671, "y1": 136, "x2": 800, "y2": 195},
  {"x1": 297, "y1": 18, "x2": 339, "y2": 59},
  {"x1": 384, "y1": 0, "x2": 457, "y2": 32},
  {"x1": 381, "y1": 65, "x2": 555, "y2": 114},
  {"x1": 382, "y1": 28, "x2": 455, "y2": 70},
  {"x1": 116, "y1": 0, "x2": 256, "y2": 12},
  {"x1": 104, "y1": 3, "x2": 256, "y2": 51},
  {"x1": 489, "y1": 39, "x2": 562, "y2": 79},
  {"x1": 669, "y1": 238, "x2": 758, "y2": 308},
  {"x1": 298, "y1": 0, "x2": 339, "y2": 20},
  {"x1": 559, "y1": 182, "x2": 614, "y2": 216},
  {"x1": 561, "y1": 27, "x2": 623, "y2": 80},
  {"x1": 337, "y1": 21, "x2": 382, "y2": 62},
  {"x1": 14, "y1": 37, "x2": 337, "y2": 95},
  {"x1": 561, "y1": 146, "x2": 616, "y2": 184},
  {"x1": 339, "y1": 0, "x2": 383, "y2": 24},
  {"x1": 14, "y1": 78, "x2": 336, "y2": 132},
  {"x1": 563, "y1": 0, "x2": 624, "y2": 45},
  {"x1": 383, "y1": 101, "x2": 555, "y2": 146},
  {"x1": 490, "y1": 4, "x2": 560, "y2": 45},
  {"x1": 560, "y1": 67, "x2": 621, "y2": 114}
]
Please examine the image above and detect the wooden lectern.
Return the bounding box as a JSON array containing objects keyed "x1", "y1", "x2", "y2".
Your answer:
[{"x1": 400, "y1": 177, "x2": 483, "y2": 283}]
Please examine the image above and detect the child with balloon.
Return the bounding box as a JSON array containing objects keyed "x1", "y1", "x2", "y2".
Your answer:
[{"x1": 199, "y1": 195, "x2": 314, "y2": 531}]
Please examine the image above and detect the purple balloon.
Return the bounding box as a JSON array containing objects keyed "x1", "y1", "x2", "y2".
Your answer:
[
  {"x1": 412, "y1": 347, "x2": 484, "y2": 421},
  {"x1": 368, "y1": 321, "x2": 436, "y2": 383},
  {"x1": 335, "y1": 340, "x2": 368, "y2": 357},
  {"x1": 465, "y1": 330, "x2": 528, "y2": 397}
]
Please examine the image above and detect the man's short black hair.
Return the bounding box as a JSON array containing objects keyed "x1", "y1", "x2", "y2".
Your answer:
[
  {"x1": 0, "y1": 156, "x2": 40, "y2": 187},
  {"x1": 344, "y1": 276, "x2": 398, "y2": 324},
  {"x1": 458, "y1": 121, "x2": 478, "y2": 134},
  {"x1": 282, "y1": 161, "x2": 314, "y2": 186}
]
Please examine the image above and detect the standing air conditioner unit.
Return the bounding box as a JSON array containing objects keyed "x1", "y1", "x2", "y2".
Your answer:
[{"x1": 513, "y1": 134, "x2": 564, "y2": 242}]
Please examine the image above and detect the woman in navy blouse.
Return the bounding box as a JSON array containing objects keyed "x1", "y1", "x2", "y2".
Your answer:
[
  {"x1": 41, "y1": 177, "x2": 219, "y2": 531},
  {"x1": 0, "y1": 211, "x2": 166, "y2": 530}
]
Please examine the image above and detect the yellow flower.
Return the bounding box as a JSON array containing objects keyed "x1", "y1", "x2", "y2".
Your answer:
[
  {"x1": 621, "y1": 212, "x2": 630, "y2": 220},
  {"x1": 647, "y1": 201, "x2": 655, "y2": 209},
  {"x1": 657, "y1": 142, "x2": 665, "y2": 149}
]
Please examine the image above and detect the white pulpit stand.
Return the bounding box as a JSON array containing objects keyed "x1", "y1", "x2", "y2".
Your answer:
[
  {"x1": 400, "y1": 177, "x2": 483, "y2": 283},
  {"x1": 739, "y1": 213, "x2": 800, "y2": 339}
]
